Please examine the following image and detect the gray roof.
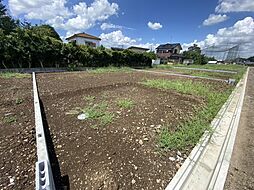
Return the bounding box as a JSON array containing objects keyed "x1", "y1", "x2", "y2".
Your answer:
[
  {"x1": 156, "y1": 43, "x2": 182, "y2": 50},
  {"x1": 128, "y1": 46, "x2": 149, "y2": 51}
]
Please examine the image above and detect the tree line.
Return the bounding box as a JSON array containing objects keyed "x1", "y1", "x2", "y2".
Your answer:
[{"x1": 0, "y1": 0, "x2": 154, "y2": 69}]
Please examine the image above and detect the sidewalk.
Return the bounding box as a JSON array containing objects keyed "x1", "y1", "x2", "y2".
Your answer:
[{"x1": 224, "y1": 67, "x2": 254, "y2": 190}]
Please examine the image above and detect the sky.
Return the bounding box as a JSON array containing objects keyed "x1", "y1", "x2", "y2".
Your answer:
[{"x1": 3, "y1": 0, "x2": 254, "y2": 57}]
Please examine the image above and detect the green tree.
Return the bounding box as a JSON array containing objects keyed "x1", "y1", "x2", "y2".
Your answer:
[
  {"x1": 0, "y1": 0, "x2": 18, "y2": 34},
  {"x1": 31, "y1": 24, "x2": 62, "y2": 41}
]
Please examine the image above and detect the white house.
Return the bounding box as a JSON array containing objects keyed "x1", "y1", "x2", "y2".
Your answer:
[{"x1": 66, "y1": 33, "x2": 101, "y2": 48}]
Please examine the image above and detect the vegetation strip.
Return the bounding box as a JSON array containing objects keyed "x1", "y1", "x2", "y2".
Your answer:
[
  {"x1": 152, "y1": 64, "x2": 247, "y2": 82},
  {"x1": 141, "y1": 79, "x2": 233, "y2": 150},
  {"x1": 172, "y1": 66, "x2": 237, "y2": 74},
  {"x1": 165, "y1": 68, "x2": 248, "y2": 190},
  {"x1": 136, "y1": 69, "x2": 227, "y2": 82}
]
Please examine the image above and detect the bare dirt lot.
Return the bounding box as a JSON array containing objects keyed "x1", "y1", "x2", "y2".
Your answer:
[
  {"x1": 35, "y1": 71, "x2": 228, "y2": 190},
  {"x1": 0, "y1": 76, "x2": 36, "y2": 190},
  {"x1": 0, "y1": 70, "x2": 231, "y2": 190}
]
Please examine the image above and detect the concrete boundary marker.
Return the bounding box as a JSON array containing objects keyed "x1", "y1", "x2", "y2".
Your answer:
[
  {"x1": 33, "y1": 72, "x2": 55, "y2": 190},
  {"x1": 165, "y1": 68, "x2": 249, "y2": 190},
  {"x1": 172, "y1": 67, "x2": 238, "y2": 74},
  {"x1": 134, "y1": 69, "x2": 228, "y2": 82}
]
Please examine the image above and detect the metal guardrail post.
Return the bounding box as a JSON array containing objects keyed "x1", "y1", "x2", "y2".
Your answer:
[{"x1": 33, "y1": 72, "x2": 55, "y2": 190}]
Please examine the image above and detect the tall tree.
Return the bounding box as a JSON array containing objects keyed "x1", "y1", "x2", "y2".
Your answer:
[
  {"x1": 0, "y1": 0, "x2": 18, "y2": 34},
  {"x1": 31, "y1": 25, "x2": 62, "y2": 41}
]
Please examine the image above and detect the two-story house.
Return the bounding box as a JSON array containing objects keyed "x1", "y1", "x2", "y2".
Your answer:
[
  {"x1": 156, "y1": 43, "x2": 183, "y2": 63},
  {"x1": 66, "y1": 33, "x2": 101, "y2": 48}
]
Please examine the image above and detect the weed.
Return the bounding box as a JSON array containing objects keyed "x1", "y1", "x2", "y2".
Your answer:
[
  {"x1": 3, "y1": 115, "x2": 17, "y2": 124},
  {"x1": 0, "y1": 72, "x2": 30, "y2": 79},
  {"x1": 81, "y1": 102, "x2": 114, "y2": 127},
  {"x1": 83, "y1": 95, "x2": 95, "y2": 102},
  {"x1": 117, "y1": 99, "x2": 134, "y2": 109},
  {"x1": 142, "y1": 79, "x2": 233, "y2": 150},
  {"x1": 100, "y1": 112, "x2": 114, "y2": 125},
  {"x1": 15, "y1": 98, "x2": 23, "y2": 105},
  {"x1": 141, "y1": 79, "x2": 210, "y2": 96}
]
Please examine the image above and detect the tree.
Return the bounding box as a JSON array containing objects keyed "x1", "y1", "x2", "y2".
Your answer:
[
  {"x1": 247, "y1": 56, "x2": 254, "y2": 62},
  {"x1": 188, "y1": 44, "x2": 201, "y2": 54},
  {"x1": 0, "y1": 0, "x2": 18, "y2": 34},
  {"x1": 31, "y1": 24, "x2": 62, "y2": 41},
  {"x1": 0, "y1": 0, "x2": 6, "y2": 16}
]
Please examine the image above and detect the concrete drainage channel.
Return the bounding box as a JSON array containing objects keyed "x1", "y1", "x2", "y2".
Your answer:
[
  {"x1": 32, "y1": 69, "x2": 248, "y2": 190},
  {"x1": 33, "y1": 72, "x2": 55, "y2": 190}
]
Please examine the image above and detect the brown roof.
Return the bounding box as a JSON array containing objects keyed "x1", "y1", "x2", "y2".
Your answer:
[{"x1": 66, "y1": 33, "x2": 101, "y2": 41}]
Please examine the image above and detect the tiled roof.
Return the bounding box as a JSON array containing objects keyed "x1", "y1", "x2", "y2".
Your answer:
[
  {"x1": 156, "y1": 43, "x2": 182, "y2": 50},
  {"x1": 66, "y1": 33, "x2": 101, "y2": 41}
]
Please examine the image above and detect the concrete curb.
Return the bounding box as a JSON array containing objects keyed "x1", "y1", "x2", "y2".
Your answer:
[
  {"x1": 134, "y1": 69, "x2": 227, "y2": 82},
  {"x1": 165, "y1": 68, "x2": 249, "y2": 190},
  {"x1": 33, "y1": 72, "x2": 55, "y2": 190}
]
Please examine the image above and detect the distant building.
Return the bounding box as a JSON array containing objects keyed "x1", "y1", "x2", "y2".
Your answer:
[
  {"x1": 208, "y1": 61, "x2": 218, "y2": 64},
  {"x1": 128, "y1": 46, "x2": 149, "y2": 53},
  {"x1": 66, "y1": 33, "x2": 101, "y2": 48},
  {"x1": 156, "y1": 43, "x2": 183, "y2": 63}
]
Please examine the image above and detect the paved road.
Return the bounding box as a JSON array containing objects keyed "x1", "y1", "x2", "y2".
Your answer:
[{"x1": 224, "y1": 67, "x2": 254, "y2": 190}]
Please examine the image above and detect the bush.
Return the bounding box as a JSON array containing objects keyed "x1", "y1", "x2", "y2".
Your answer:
[{"x1": 0, "y1": 29, "x2": 152, "y2": 69}]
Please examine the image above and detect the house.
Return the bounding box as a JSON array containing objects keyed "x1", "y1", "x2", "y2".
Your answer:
[
  {"x1": 128, "y1": 46, "x2": 149, "y2": 53},
  {"x1": 66, "y1": 33, "x2": 101, "y2": 48},
  {"x1": 156, "y1": 43, "x2": 183, "y2": 63}
]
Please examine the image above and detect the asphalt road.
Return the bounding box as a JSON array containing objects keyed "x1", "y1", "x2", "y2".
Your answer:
[{"x1": 224, "y1": 67, "x2": 254, "y2": 190}]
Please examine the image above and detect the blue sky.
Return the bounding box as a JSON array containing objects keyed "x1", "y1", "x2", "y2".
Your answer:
[{"x1": 3, "y1": 0, "x2": 254, "y2": 57}]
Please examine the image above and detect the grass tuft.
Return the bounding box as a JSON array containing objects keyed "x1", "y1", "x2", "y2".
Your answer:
[
  {"x1": 117, "y1": 99, "x2": 134, "y2": 109},
  {"x1": 15, "y1": 98, "x2": 23, "y2": 105},
  {"x1": 82, "y1": 102, "x2": 114, "y2": 127},
  {"x1": 3, "y1": 115, "x2": 17, "y2": 124},
  {"x1": 83, "y1": 95, "x2": 95, "y2": 102}
]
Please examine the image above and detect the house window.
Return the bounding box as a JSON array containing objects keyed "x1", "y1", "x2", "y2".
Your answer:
[
  {"x1": 85, "y1": 41, "x2": 96, "y2": 47},
  {"x1": 174, "y1": 49, "x2": 178, "y2": 54}
]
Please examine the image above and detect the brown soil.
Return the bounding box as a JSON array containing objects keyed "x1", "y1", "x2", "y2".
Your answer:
[
  {"x1": 224, "y1": 68, "x2": 254, "y2": 190},
  {"x1": 35, "y1": 71, "x2": 226, "y2": 190},
  {"x1": 0, "y1": 76, "x2": 36, "y2": 190}
]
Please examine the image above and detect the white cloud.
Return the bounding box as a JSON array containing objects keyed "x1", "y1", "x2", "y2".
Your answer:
[
  {"x1": 100, "y1": 23, "x2": 134, "y2": 30},
  {"x1": 9, "y1": 0, "x2": 72, "y2": 20},
  {"x1": 203, "y1": 14, "x2": 229, "y2": 26},
  {"x1": 99, "y1": 30, "x2": 136, "y2": 47},
  {"x1": 147, "y1": 21, "x2": 162, "y2": 30},
  {"x1": 215, "y1": 0, "x2": 254, "y2": 13},
  {"x1": 99, "y1": 30, "x2": 159, "y2": 50},
  {"x1": 185, "y1": 17, "x2": 254, "y2": 58},
  {"x1": 9, "y1": 0, "x2": 119, "y2": 36}
]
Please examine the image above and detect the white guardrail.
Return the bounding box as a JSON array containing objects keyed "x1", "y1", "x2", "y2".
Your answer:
[{"x1": 33, "y1": 72, "x2": 55, "y2": 190}]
